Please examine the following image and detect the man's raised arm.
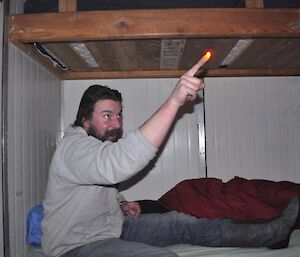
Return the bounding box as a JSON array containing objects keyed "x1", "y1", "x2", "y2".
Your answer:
[{"x1": 139, "y1": 60, "x2": 206, "y2": 148}]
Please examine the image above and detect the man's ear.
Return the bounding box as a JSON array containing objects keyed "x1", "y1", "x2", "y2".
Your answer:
[{"x1": 82, "y1": 119, "x2": 90, "y2": 131}]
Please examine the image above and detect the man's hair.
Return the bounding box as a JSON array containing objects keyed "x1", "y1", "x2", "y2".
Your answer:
[{"x1": 73, "y1": 84, "x2": 122, "y2": 127}]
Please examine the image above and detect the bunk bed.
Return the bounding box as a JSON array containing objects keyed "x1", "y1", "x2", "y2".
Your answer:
[
  {"x1": 9, "y1": 0, "x2": 300, "y2": 80},
  {"x1": 27, "y1": 230, "x2": 300, "y2": 257},
  {"x1": 10, "y1": 1, "x2": 300, "y2": 256},
  {"x1": 26, "y1": 176, "x2": 300, "y2": 257}
]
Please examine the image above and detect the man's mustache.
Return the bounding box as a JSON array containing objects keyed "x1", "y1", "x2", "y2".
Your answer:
[{"x1": 104, "y1": 128, "x2": 123, "y2": 139}]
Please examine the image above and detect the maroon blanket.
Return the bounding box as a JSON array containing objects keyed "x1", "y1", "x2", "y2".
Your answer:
[{"x1": 159, "y1": 177, "x2": 300, "y2": 226}]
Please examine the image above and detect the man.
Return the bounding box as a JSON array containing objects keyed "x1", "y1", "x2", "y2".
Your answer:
[{"x1": 42, "y1": 61, "x2": 300, "y2": 257}]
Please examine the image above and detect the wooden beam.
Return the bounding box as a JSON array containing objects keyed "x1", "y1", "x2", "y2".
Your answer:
[
  {"x1": 62, "y1": 70, "x2": 187, "y2": 80},
  {"x1": 62, "y1": 68, "x2": 300, "y2": 80},
  {"x1": 58, "y1": 0, "x2": 77, "y2": 12},
  {"x1": 9, "y1": 8, "x2": 300, "y2": 43}
]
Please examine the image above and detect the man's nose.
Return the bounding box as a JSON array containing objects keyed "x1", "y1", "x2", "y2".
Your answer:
[{"x1": 111, "y1": 117, "x2": 122, "y2": 128}]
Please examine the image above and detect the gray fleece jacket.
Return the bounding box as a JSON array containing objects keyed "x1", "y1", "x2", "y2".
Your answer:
[{"x1": 42, "y1": 126, "x2": 157, "y2": 257}]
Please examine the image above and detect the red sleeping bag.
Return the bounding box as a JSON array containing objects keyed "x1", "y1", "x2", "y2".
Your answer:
[{"x1": 159, "y1": 177, "x2": 300, "y2": 227}]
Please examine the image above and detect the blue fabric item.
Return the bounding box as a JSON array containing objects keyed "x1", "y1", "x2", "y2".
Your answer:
[{"x1": 27, "y1": 204, "x2": 44, "y2": 246}]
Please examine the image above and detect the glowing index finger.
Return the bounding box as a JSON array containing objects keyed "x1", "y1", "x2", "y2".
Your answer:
[
  {"x1": 200, "y1": 51, "x2": 211, "y2": 65},
  {"x1": 187, "y1": 51, "x2": 212, "y2": 76}
]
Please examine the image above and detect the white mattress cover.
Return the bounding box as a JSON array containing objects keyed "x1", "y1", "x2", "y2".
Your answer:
[
  {"x1": 28, "y1": 229, "x2": 300, "y2": 257},
  {"x1": 167, "y1": 229, "x2": 300, "y2": 257}
]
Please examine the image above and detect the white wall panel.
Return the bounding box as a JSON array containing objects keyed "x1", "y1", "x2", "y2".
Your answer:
[
  {"x1": 205, "y1": 77, "x2": 300, "y2": 183},
  {"x1": 0, "y1": 2, "x2": 4, "y2": 256},
  {"x1": 62, "y1": 79, "x2": 205, "y2": 201},
  {"x1": 7, "y1": 44, "x2": 61, "y2": 257}
]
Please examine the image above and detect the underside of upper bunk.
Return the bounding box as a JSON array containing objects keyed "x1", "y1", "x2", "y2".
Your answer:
[{"x1": 8, "y1": 0, "x2": 300, "y2": 79}]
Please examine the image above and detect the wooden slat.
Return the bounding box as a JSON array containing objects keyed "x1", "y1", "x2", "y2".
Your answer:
[
  {"x1": 110, "y1": 41, "x2": 140, "y2": 70},
  {"x1": 9, "y1": 8, "x2": 300, "y2": 43},
  {"x1": 59, "y1": 0, "x2": 77, "y2": 12},
  {"x1": 232, "y1": 38, "x2": 300, "y2": 69},
  {"x1": 62, "y1": 68, "x2": 300, "y2": 80},
  {"x1": 85, "y1": 41, "x2": 121, "y2": 71},
  {"x1": 180, "y1": 38, "x2": 238, "y2": 69},
  {"x1": 86, "y1": 40, "x2": 161, "y2": 71},
  {"x1": 88, "y1": 41, "x2": 141, "y2": 71},
  {"x1": 135, "y1": 40, "x2": 160, "y2": 70},
  {"x1": 43, "y1": 43, "x2": 91, "y2": 71}
]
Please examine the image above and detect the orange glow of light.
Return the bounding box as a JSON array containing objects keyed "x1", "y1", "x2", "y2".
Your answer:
[
  {"x1": 198, "y1": 50, "x2": 212, "y2": 67},
  {"x1": 205, "y1": 51, "x2": 212, "y2": 59}
]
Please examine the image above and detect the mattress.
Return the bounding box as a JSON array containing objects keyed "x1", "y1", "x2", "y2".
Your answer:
[
  {"x1": 169, "y1": 229, "x2": 300, "y2": 257},
  {"x1": 28, "y1": 229, "x2": 300, "y2": 257}
]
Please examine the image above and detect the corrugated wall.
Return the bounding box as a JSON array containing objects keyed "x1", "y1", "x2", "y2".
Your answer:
[
  {"x1": 7, "y1": 45, "x2": 61, "y2": 257},
  {"x1": 62, "y1": 79, "x2": 206, "y2": 200},
  {"x1": 205, "y1": 77, "x2": 300, "y2": 183},
  {"x1": 7, "y1": 2, "x2": 62, "y2": 256},
  {"x1": 0, "y1": 1, "x2": 4, "y2": 256}
]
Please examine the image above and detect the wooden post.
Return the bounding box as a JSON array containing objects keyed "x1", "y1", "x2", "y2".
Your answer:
[
  {"x1": 58, "y1": 0, "x2": 77, "y2": 12},
  {"x1": 245, "y1": 0, "x2": 264, "y2": 8}
]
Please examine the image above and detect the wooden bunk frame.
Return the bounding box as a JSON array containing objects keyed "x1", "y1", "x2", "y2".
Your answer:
[{"x1": 9, "y1": 0, "x2": 300, "y2": 79}]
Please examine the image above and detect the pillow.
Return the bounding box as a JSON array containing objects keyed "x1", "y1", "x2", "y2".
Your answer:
[{"x1": 27, "y1": 204, "x2": 44, "y2": 246}]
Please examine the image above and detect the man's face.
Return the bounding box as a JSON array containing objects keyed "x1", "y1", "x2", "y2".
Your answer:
[{"x1": 83, "y1": 99, "x2": 123, "y2": 142}]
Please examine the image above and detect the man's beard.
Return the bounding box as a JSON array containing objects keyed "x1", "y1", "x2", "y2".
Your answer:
[{"x1": 87, "y1": 125, "x2": 123, "y2": 142}]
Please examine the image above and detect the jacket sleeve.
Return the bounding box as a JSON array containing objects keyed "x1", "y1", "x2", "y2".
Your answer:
[{"x1": 52, "y1": 129, "x2": 157, "y2": 185}]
